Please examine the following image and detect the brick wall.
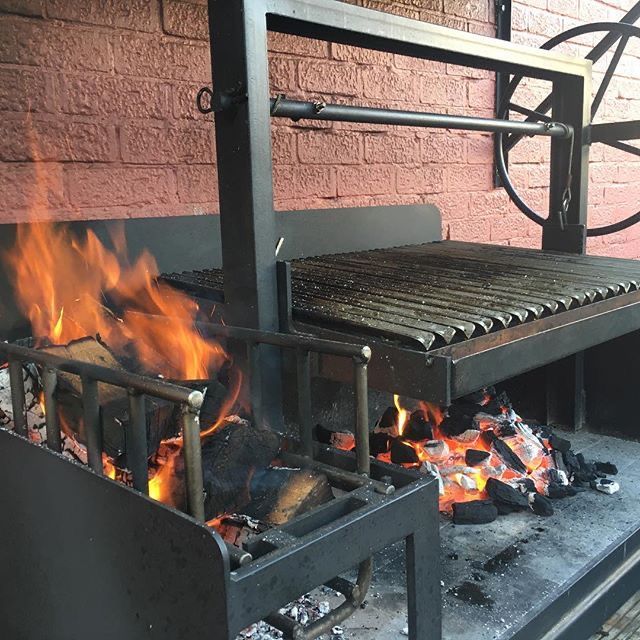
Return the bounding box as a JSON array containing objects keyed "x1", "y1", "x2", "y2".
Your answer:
[{"x1": 0, "y1": 0, "x2": 639, "y2": 256}]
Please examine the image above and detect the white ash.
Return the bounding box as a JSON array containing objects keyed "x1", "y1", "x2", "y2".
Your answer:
[
  {"x1": 420, "y1": 461, "x2": 444, "y2": 495},
  {"x1": 593, "y1": 478, "x2": 620, "y2": 494}
]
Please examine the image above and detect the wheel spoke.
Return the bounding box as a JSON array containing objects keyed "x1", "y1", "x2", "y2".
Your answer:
[{"x1": 592, "y1": 35, "x2": 629, "y2": 119}]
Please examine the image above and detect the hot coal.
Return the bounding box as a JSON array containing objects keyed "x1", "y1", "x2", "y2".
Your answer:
[
  {"x1": 548, "y1": 434, "x2": 571, "y2": 453},
  {"x1": 530, "y1": 493, "x2": 554, "y2": 517},
  {"x1": 485, "y1": 478, "x2": 529, "y2": 513},
  {"x1": 595, "y1": 461, "x2": 618, "y2": 476},
  {"x1": 314, "y1": 423, "x2": 355, "y2": 450},
  {"x1": 390, "y1": 439, "x2": 419, "y2": 464},
  {"x1": 369, "y1": 432, "x2": 391, "y2": 456},
  {"x1": 377, "y1": 406, "x2": 398, "y2": 431},
  {"x1": 402, "y1": 409, "x2": 433, "y2": 441},
  {"x1": 439, "y1": 414, "x2": 474, "y2": 438},
  {"x1": 483, "y1": 390, "x2": 512, "y2": 414},
  {"x1": 452, "y1": 499, "x2": 498, "y2": 525},
  {"x1": 465, "y1": 449, "x2": 490, "y2": 467},
  {"x1": 482, "y1": 431, "x2": 527, "y2": 474}
]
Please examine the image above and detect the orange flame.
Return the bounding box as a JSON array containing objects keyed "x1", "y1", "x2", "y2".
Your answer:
[
  {"x1": 394, "y1": 394, "x2": 408, "y2": 436},
  {"x1": 200, "y1": 368, "x2": 243, "y2": 438}
]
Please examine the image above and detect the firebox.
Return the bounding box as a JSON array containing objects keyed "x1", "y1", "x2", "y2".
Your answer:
[{"x1": 2, "y1": 0, "x2": 640, "y2": 639}]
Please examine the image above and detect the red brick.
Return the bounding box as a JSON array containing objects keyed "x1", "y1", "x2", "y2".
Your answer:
[
  {"x1": 420, "y1": 75, "x2": 466, "y2": 106},
  {"x1": 432, "y1": 191, "x2": 471, "y2": 221},
  {"x1": 445, "y1": 164, "x2": 493, "y2": 192},
  {"x1": 337, "y1": 164, "x2": 394, "y2": 196},
  {"x1": 299, "y1": 60, "x2": 360, "y2": 96},
  {"x1": 67, "y1": 166, "x2": 177, "y2": 207},
  {"x1": 490, "y1": 213, "x2": 535, "y2": 242},
  {"x1": 395, "y1": 55, "x2": 446, "y2": 75},
  {"x1": 468, "y1": 79, "x2": 494, "y2": 109},
  {"x1": 467, "y1": 21, "x2": 496, "y2": 37},
  {"x1": 369, "y1": 194, "x2": 423, "y2": 207},
  {"x1": 420, "y1": 135, "x2": 465, "y2": 164},
  {"x1": 0, "y1": 68, "x2": 52, "y2": 112},
  {"x1": 0, "y1": 115, "x2": 117, "y2": 162},
  {"x1": 298, "y1": 132, "x2": 362, "y2": 165},
  {"x1": 331, "y1": 43, "x2": 393, "y2": 66},
  {"x1": 120, "y1": 121, "x2": 215, "y2": 165},
  {"x1": 447, "y1": 216, "x2": 492, "y2": 242},
  {"x1": 419, "y1": 9, "x2": 466, "y2": 30},
  {"x1": 527, "y1": 8, "x2": 563, "y2": 37},
  {"x1": 550, "y1": 0, "x2": 581, "y2": 19},
  {"x1": 172, "y1": 81, "x2": 212, "y2": 120},
  {"x1": 443, "y1": 0, "x2": 489, "y2": 22},
  {"x1": 364, "y1": 134, "x2": 419, "y2": 164},
  {"x1": 466, "y1": 135, "x2": 493, "y2": 164},
  {"x1": 616, "y1": 163, "x2": 639, "y2": 184},
  {"x1": 274, "y1": 166, "x2": 336, "y2": 199},
  {"x1": 0, "y1": 162, "x2": 66, "y2": 211},
  {"x1": 269, "y1": 56, "x2": 297, "y2": 93},
  {"x1": 114, "y1": 33, "x2": 209, "y2": 81},
  {"x1": 358, "y1": 0, "x2": 419, "y2": 19},
  {"x1": 396, "y1": 166, "x2": 444, "y2": 194},
  {"x1": 0, "y1": 16, "x2": 112, "y2": 72},
  {"x1": 176, "y1": 164, "x2": 218, "y2": 204},
  {"x1": 162, "y1": 0, "x2": 208, "y2": 39},
  {"x1": 268, "y1": 32, "x2": 328, "y2": 59},
  {"x1": 0, "y1": 0, "x2": 43, "y2": 16},
  {"x1": 47, "y1": 0, "x2": 160, "y2": 32},
  {"x1": 272, "y1": 128, "x2": 296, "y2": 165},
  {"x1": 59, "y1": 74, "x2": 171, "y2": 119},
  {"x1": 363, "y1": 67, "x2": 420, "y2": 103}
]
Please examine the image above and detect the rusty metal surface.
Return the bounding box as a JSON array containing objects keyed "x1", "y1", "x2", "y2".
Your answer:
[{"x1": 162, "y1": 241, "x2": 640, "y2": 352}]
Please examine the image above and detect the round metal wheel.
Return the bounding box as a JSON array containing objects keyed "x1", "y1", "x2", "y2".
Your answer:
[{"x1": 496, "y1": 22, "x2": 640, "y2": 237}]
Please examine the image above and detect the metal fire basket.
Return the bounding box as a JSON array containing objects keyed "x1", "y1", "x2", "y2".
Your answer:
[{"x1": 0, "y1": 329, "x2": 439, "y2": 640}]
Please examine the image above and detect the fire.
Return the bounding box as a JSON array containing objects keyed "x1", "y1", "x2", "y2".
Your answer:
[
  {"x1": 394, "y1": 394, "x2": 408, "y2": 436},
  {"x1": 3, "y1": 220, "x2": 227, "y2": 381},
  {"x1": 200, "y1": 368, "x2": 243, "y2": 438}
]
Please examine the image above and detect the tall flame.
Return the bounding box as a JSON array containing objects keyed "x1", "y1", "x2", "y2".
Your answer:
[{"x1": 394, "y1": 394, "x2": 408, "y2": 436}]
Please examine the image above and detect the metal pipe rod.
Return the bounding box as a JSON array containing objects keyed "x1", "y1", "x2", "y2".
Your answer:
[
  {"x1": 353, "y1": 361, "x2": 370, "y2": 476},
  {"x1": 224, "y1": 541, "x2": 253, "y2": 568},
  {"x1": 81, "y1": 376, "x2": 103, "y2": 474},
  {"x1": 270, "y1": 98, "x2": 573, "y2": 138},
  {"x1": 42, "y1": 367, "x2": 61, "y2": 452},
  {"x1": 281, "y1": 452, "x2": 392, "y2": 495},
  {"x1": 181, "y1": 406, "x2": 205, "y2": 522},
  {"x1": 248, "y1": 342, "x2": 264, "y2": 429},
  {"x1": 126, "y1": 391, "x2": 149, "y2": 494},
  {"x1": 0, "y1": 342, "x2": 202, "y2": 410},
  {"x1": 8, "y1": 360, "x2": 27, "y2": 437},
  {"x1": 296, "y1": 348, "x2": 313, "y2": 458}
]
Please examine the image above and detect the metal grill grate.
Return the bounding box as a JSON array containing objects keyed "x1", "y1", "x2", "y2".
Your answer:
[{"x1": 162, "y1": 241, "x2": 640, "y2": 352}]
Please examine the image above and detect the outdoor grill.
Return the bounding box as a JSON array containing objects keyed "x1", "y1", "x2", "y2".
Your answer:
[{"x1": 3, "y1": 0, "x2": 640, "y2": 639}]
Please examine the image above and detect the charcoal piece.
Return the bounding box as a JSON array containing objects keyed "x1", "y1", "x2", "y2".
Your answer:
[
  {"x1": 594, "y1": 461, "x2": 618, "y2": 476},
  {"x1": 244, "y1": 467, "x2": 334, "y2": 525},
  {"x1": 369, "y1": 432, "x2": 391, "y2": 456},
  {"x1": 485, "y1": 478, "x2": 529, "y2": 511},
  {"x1": 548, "y1": 434, "x2": 571, "y2": 453},
  {"x1": 552, "y1": 450, "x2": 568, "y2": 475},
  {"x1": 377, "y1": 406, "x2": 398, "y2": 430},
  {"x1": 198, "y1": 379, "x2": 233, "y2": 431},
  {"x1": 440, "y1": 411, "x2": 474, "y2": 437},
  {"x1": 488, "y1": 436, "x2": 527, "y2": 474},
  {"x1": 450, "y1": 401, "x2": 484, "y2": 417},
  {"x1": 563, "y1": 450, "x2": 580, "y2": 475},
  {"x1": 530, "y1": 493, "x2": 554, "y2": 517},
  {"x1": 513, "y1": 478, "x2": 536, "y2": 494},
  {"x1": 548, "y1": 468, "x2": 568, "y2": 486},
  {"x1": 403, "y1": 410, "x2": 433, "y2": 441},
  {"x1": 547, "y1": 482, "x2": 577, "y2": 499},
  {"x1": 452, "y1": 500, "x2": 498, "y2": 525},
  {"x1": 495, "y1": 422, "x2": 516, "y2": 438},
  {"x1": 390, "y1": 439, "x2": 419, "y2": 464},
  {"x1": 460, "y1": 389, "x2": 489, "y2": 405},
  {"x1": 314, "y1": 423, "x2": 355, "y2": 450},
  {"x1": 202, "y1": 421, "x2": 282, "y2": 519},
  {"x1": 484, "y1": 390, "x2": 512, "y2": 414},
  {"x1": 465, "y1": 449, "x2": 490, "y2": 467}
]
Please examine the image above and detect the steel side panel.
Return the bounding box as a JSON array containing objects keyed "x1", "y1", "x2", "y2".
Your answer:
[{"x1": 0, "y1": 430, "x2": 230, "y2": 640}]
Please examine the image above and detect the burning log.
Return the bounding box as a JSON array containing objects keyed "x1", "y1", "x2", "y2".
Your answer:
[
  {"x1": 201, "y1": 419, "x2": 281, "y2": 518},
  {"x1": 244, "y1": 467, "x2": 333, "y2": 525},
  {"x1": 452, "y1": 500, "x2": 498, "y2": 525},
  {"x1": 42, "y1": 337, "x2": 177, "y2": 463}
]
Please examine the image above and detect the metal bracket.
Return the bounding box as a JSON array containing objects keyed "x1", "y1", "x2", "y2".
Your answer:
[{"x1": 197, "y1": 84, "x2": 247, "y2": 114}]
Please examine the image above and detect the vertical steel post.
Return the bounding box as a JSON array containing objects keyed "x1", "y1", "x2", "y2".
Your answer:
[
  {"x1": 8, "y1": 360, "x2": 27, "y2": 437},
  {"x1": 126, "y1": 391, "x2": 149, "y2": 494},
  {"x1": 296, "y1": 348, "x2": 313, "y2": 458},
  {"x1": 353, "y1": 358, "x2": 370, "y2": 476},
  {"x1": 248, "y1": 342, "x2": 264, "y2": 429},
  {"x1": 209, "y1": 0, "x2": 283, "y2": 430},
  {"x1": 42, "y1": 367, "x2": 61, "y2": 452},
  {"x1": 81, "y1": 376, "x2": 103, "y2": 474},
  {"x1": 182, "y1": 404, "x2": 205, "y2": 522}
]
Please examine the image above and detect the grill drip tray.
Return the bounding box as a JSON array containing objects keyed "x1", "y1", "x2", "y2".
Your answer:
[
  {"x1": 321, "y1": 431, "x2": 640, "y2": 640},
  {"x1": 162, "y1": 241, "x2": 640, "y2": 403}
]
